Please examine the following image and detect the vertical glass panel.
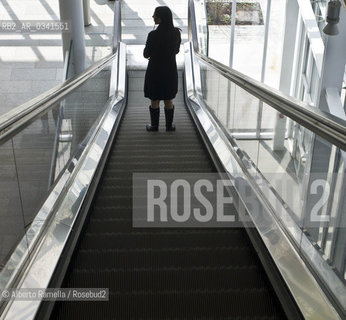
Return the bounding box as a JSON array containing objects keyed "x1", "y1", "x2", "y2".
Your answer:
[
  {"x1": 206, "y1": 0, "x2": 266, "y2": 77},
  {"x1": 0, "y1": 140, "x2": 28, "y2": 272},
  {"x1": 11, "y1": 110, "x2": 58, "y2": 226},
  {"x1": 229, "y1": 85, "x2": 260, "y2": 135},
  {"x1": 260, "y1": 102, "x2": 276, "y2": 133},
  {"x1": 302, "y1": 136, "x2": 346, "y2": 280},
  {"x1": 199, "y1": 59, "x2": 259, "y2": 137},
  {"x1": 61, "y1": 68, "x2": 110, "y2": 167},
  {"x1": 258, "y1": 107, "x2": 304, "y2": 223},
  {"x1": 194, "y1": 51, "x2": 345, "y2": 306},
  {"x1": 327, "y1": 151, "x2": 346, "y2": 279},
  {"x1": 200, "y1": 59, "x2": 231, "y2": 128},
  {"x1": 206, "y1": 0, "x2": 286, "y2": 87},
  {"x1": 0, "y1": 63, "x2": 111, "y2": 283}
]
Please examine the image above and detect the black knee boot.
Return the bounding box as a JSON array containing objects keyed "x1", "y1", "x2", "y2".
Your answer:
[
  {"x1": 146, "y1": 106, "x2": 159, "y2": 131},
  {"x1": 164, "y1": 106, "x2": 175, "y2": 131}
]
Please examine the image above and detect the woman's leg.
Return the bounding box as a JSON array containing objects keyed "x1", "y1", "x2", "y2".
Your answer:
[
  {"x1": 151, "y1": 100, "x2": 160, "y2": 109},
  {"x1": 146, "y1": 100, "x2": 160, "y2": 131},
  {"x1": 164, "y1": 100, "x2": 175, "y2": 131},
  {"x1": 163, "y1": 100, "x2": 174, "y2": 109}
]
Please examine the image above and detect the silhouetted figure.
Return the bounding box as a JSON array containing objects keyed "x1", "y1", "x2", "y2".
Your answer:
[{"x1": 144, "y1": 6, "x2": 181, "y2": 131}]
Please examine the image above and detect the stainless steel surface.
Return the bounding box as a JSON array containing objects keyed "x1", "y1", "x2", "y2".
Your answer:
[
  {"x1": 0, "y1": 238, "x2": 29, "y2": 293},
  {"x1": 1, "y1": 222, "x2": 71, "y2": 320},
  {"x1": 0, "y1": 42, "x2": 127, "y2": 320},
  {"x1": 83, "y1": 0, "x2": 91, "y2": 26},
  {"x1": 112, "y1": 0, "x2": 121, "y2": 53},
  {"x1": 184, "y1": 41, "x2": 341, "y2": 320}
]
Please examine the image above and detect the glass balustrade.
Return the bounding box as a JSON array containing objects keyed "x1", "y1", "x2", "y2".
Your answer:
[
  {"x1": 194, "y1": 53, "x2": 346, "y2": 309},
  {"x1": 0, "y1": 60, "x2": 112, "y2": 288},
  {"x1": 190, "y1": 0, "x2": 345, "y2": 310}
]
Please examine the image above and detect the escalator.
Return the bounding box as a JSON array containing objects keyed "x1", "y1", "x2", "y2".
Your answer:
[
  {"x1": 1, "y1": 2, "x2": 344, "y2": 319},
  {"x1": 49, "y1": 71, "x2": 288, "y2": 319}
]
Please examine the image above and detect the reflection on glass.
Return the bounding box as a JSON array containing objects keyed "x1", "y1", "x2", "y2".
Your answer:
[
  {"x1": 195, "y1": 50, "x2": 346, "y2": 301},
  {"x1": 12, "y1": 110, "x2": 58, "y2": 226},
  {"x1": 260, "y1": 103, "x2": 276, "y2": 132},
  {"x1": 0, "y1": 140, "x2": 28, "y2": 271},
  {"x1": 302, "y1": 136, "x2": 346, "y2": 281},
  {"x1": 328, "y1": 151, "x2": 346, "y2": 280},
  {"x1": 51, "y1": 68, "x2": 111, "y2": 184},
  {"x1": 199, "y1": 59, "x2": 260, "y2": 136},
  {"x1": 0, "y1": 65, "x2": 111, "y2": 277}
]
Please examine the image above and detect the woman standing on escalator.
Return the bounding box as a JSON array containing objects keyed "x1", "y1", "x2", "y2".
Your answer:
[{"x1": 143, "y1": 6, "x2": 181, "y2": 131}]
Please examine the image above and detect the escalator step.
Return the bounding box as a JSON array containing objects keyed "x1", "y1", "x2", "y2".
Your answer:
[{"x1": 50, "y1": 74, "x2": 287, "y2": 320}]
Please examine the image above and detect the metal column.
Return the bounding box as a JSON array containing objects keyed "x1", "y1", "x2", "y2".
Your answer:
[
  {"x1": 83, "y1": 0, "x2": 91, "y2": 26},
  {"x1": 318, "y1": 5, "x2": 346, "y2": 113},
  {"x1": 273, "y1": 0, "x2": 299, "y2": 150},
  {"x1": 59, "y1": 0, "x2": 86, "y2": 75}
]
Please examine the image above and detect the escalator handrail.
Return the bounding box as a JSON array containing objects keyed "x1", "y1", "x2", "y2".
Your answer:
[
  {"x1": 0, "y1": 40, "x2": 126, "y2": 320},
  {"x1": 0, "y1": 51, "x2": 117, "y2": 142},
  {"x1": 195, "y1": 52, "x2": 346, "y2": 150},
  {"x1": 188, "y1": 0, "x2": 346, "y2": 151},
  {"x1": 184, "y1": 41, "x2": 343, "y2": 320},
  {"x1": 0, "y1": 0, "x2": 122, "y2": 142}
]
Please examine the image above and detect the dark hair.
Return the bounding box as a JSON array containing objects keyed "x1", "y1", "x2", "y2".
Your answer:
[{"x1": 154, "y1": 6, "x2": 174, "y2": 30}]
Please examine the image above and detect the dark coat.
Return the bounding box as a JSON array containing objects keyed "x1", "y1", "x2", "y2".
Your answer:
[{"x1": 143, "y1": 25, "x2": 181, "y2": 100}]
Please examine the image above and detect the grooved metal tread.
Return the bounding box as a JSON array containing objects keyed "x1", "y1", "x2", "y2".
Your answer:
[{"x1": 50, "y1": 73, "x2": 287, "y2": 320}]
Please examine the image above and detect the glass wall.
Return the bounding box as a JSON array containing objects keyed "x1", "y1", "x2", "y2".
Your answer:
[
  {"x1": 0, "y1": 64, "x2": 111, "y2": 285},
  {"x1": 205, "y1": 0, "x2": 285, "y2": 139},
  {"x1": 192, "y1": 0, "x2": 346, "y2": 310},
  {"x1": 195, "y1": 53, "x2": 346, "y2": 309},
  {"x1": 206, "y1": 0, "x2": 285, "y2": 85}
]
